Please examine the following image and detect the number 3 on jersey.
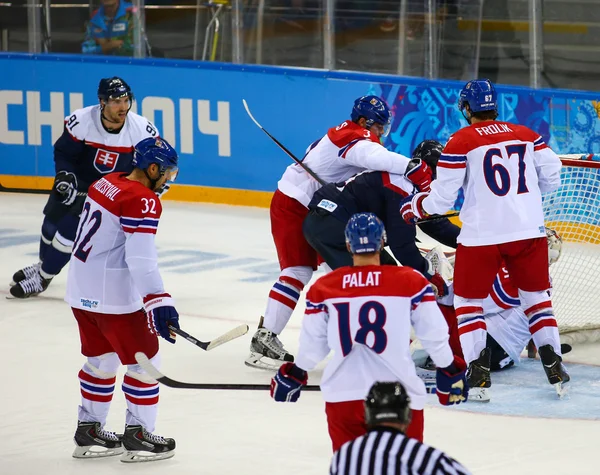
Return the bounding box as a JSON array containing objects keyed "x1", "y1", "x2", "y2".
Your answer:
[
  {"x1": 73, "y1": 202, "x2": 102, "y2": 263},
  {"x1": 483, "y1": 143, "x2": 529, "y2": 196},
  {"x1": 334, "y1": 301, "x2": 388, "y2": 356}
]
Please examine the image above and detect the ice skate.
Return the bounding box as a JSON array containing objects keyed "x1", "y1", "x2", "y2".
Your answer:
[
  {"x1": 467, "y1": 348, "x2": 491, "y2": 402},
  {"x1": 245, "y1": 318, "x2": 294, "y2": 371},
  {"x1": 72, "y1": 421, "x2": 123, "y2": 458},
  {"x1": 10, "y1": 262, "x2": 41, "y2": 286},
  {"x1": 538, "y1": 344, "x2": 570, "y2": 398},
  {"x1": 121, "y1": 425, "x2": 175, "y2": 463},
  {"x1": 8, "y1": 271, "x2": 51, "y2": 299}
]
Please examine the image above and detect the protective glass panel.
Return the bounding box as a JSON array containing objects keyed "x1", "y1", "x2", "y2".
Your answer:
[
  {"x1": 43, "y1": 1, "x2": 91, "y2": 55},
  {"x1": 476, "y1": 0, "x2": 530, "y2": 86},
  {"x1": 241, "y1": 0, "x2": 325, "y2": 68},
  {"x1": 541, "y1": 0, "x2": 598, "y2": 91},
  {"x1": 0, "y1": 2, "x2": 29, "y2": 52}
]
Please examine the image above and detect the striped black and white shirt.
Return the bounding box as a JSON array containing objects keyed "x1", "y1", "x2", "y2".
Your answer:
[{"x1": 329, "y1": 428, "x2": 471, "y2": 475}]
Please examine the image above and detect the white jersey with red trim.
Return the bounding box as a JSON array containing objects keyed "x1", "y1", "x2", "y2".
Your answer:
[
  {"x1": 295, "y1": 265, "x2": 454, "y2": 410},
  {"x1": 55, "y1": 105, "x2": 159, "y2": 190},
  {"x1": 65, "y1": 172, "x2": 166, "y2": 314},
  {"x1": 422, "y1": 121, "x2": 562, "y2": 246},
  {"x1": 277, "y1": 121, "x2": 411, "y2": 207}
]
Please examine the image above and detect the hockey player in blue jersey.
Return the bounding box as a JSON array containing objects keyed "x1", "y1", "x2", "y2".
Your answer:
[
  {"x1": 302, "y1": 140, "x2": 457, "y2": 297},
  {"x1": 9, "y1": 77, "x2": 160, "y2": 298}
]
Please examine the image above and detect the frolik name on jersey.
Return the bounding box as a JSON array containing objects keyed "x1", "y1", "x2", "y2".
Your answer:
[
  {"x1": 474, "y1": 123, "x2": 513, "y2": 136},
  {"x1": 92, "y1": 177, "x2": 122, "y2": 201},
  {"x1": 342, "y1": 270, "x2": 382, "y2": 289}
]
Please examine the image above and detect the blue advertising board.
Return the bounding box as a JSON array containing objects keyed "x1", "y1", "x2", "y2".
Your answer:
[{"x1": 2, "y1": 53, "x2": 600, "y2": 205}]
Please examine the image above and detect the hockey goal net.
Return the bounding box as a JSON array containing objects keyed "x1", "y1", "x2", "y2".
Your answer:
[{"x1": 543, "y1": 157, "x2": 600, "y2": 343}]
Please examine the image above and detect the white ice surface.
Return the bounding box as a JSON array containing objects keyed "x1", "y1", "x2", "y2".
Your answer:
[{"x1": 1, "y1": 195, "x2": 599, "y2": 475}]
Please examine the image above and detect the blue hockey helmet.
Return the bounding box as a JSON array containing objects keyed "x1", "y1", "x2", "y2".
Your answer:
[
  {"x1": 458, "y1": 79, "x2": 497, "y2": 114},
  {"x1": 133, "y1": 137, "x2": 179, "y2": 181},
  {"x1": 351, "y1": 95, "x2": 392, "y2": 137},
  {"x1": 345, "y1": 212, "x2": 386, "y2": 254},
  {"x1": 98, "y1": 77, "x2": 133, "y2": 102}
]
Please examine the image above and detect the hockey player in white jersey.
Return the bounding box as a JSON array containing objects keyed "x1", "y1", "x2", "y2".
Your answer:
[
  {"x1": 269, "y1": 213, "x2": 468, "y2": 452},
  {"x1": 67, "y1": 137, "x2": 179, "y2": 462},
  {"x1": 10, "y1": 76, "x2": 160, "y2": 299},
  {"x1": 246, "y1": 96, "x2": 435, "y2": 370},
  {"x1": 401, "y1": 79, "x2": 569, "y2": 397}
]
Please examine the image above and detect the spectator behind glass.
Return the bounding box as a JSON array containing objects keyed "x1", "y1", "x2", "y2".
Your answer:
[{"x1": 82, "y1": 0, "x2": 138, "y2": 56}]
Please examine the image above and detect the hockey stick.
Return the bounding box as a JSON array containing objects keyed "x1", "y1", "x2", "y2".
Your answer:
[
  {"x1": 135, "y1": 352, "x2": 437, "y2": 393},
  {"x1": 0, "y1": 181, "x2": 88, "y2": 197},
  {"x1": 242, "y1": 99, "x2": 327, "y2": 186},
  {"x1": 134, "y1": 352, "x2": 321, "y2": 391},
  {"x1": 168, "y1": 324, "x2": 249, "y2": 351},
  {"x1": 416, "y1": 212, "x2": 460, "y2": 224}
]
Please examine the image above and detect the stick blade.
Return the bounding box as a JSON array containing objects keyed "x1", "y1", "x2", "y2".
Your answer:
[
  {"x1": 135, "y1": 352, "x2": 165, "y2": 381},
  {"x1": 205, "y1": 324, "x2": 249, "y2": 351},
  {"x1": 242, "y1": 99, "x2": 262, "y2": 129}
]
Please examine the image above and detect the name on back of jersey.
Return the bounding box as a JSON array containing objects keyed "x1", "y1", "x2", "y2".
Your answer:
[
  {"x1": 342, "y1": 271, "x2": 381, "y2": 289},
  {"x1": 92, "y1": 177, "x2": 122, "y2": 202}
]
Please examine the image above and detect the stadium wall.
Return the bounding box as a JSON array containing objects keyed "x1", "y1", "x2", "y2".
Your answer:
[{"x1": 1, "y1": 53, "x2": 600, "y2": 208}]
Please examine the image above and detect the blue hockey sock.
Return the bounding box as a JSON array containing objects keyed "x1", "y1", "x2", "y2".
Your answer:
[
  {"x1": 40, "y1": 214, "x2": 79, "y2": 278},
  {"x1": 39, "y1": 218, "x2": 57, "y2": 262}
]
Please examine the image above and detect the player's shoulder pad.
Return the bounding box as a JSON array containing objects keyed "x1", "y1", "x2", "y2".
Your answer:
[
  {"x1": 442, "y1": 129, "x2": 474, "y2": 155},
  {"x1": 307, "y1": 267, "x2": 350, "y2": 301},
  {"x1": 63, "y1": 105, "x2": 97, "y2": 141},
  {"x1": 385, "y1": 266, "x2": 432, "y2": 295},
  {"x1": 327, "y1": 121, "x2": 380, "y2": 148},
  {"x1": 508, "y1": 123, "x2": 542, "y2": 143},
  {"x1": 100, "y1": 172, "x2": 163, "y2": 219},
  {"x1": 127, "y1": 111, "x2": 161, "y2": 143}
]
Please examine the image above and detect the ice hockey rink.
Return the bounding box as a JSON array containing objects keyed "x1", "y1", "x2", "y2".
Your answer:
[{"x1": 1, "y1": 194, "x2": 599, "y2": 475}]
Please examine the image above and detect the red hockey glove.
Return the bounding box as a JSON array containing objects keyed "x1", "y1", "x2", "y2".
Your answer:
[
  {"x1": 405, "y1": 159, "x2": 433, "y2": 192},
  {"x1": 436, "y1": 356, "x2": 468, "y2": 406},
  {"x1": 270, "y1": 362, "x2": 308, "y2": 402},
  {"x1": 400, "y1": 192, "x2": 429, "y2": 225}
]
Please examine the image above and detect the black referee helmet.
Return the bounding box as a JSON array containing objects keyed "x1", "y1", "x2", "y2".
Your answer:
[{"x1": 364, "y1": 382, "x2": 411, "y2": 427}]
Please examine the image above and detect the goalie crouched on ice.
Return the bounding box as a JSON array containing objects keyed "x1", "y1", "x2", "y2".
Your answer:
[
  {"x1": 414, "y1": 227, "x2": 569, "y2": 402},
  {"x1": 66, "y1": 137, "x2": 179, "y2": 462},
  {"x1": 270, "y1": 213, "x2": 468, "y2": 452}
]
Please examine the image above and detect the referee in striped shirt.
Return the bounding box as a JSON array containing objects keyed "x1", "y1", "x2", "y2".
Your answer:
[{"x1": 330, "y1": 382, "x2": 470, "y2": 475}]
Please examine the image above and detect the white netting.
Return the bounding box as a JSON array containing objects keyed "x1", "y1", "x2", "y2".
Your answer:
[{"x1": 543, "y1": 158, "x2": 600, "y2": 335}]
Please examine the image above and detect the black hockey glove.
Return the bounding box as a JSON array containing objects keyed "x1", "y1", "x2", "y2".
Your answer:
[{"x1": 54, "y1": 171, "x2": 78, "y2": 206}]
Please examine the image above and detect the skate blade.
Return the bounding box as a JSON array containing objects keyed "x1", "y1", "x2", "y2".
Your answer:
[
  {"x1": 468, "y1": 387, "x2": 491, "y2": 403},
  {"x1": 120, "y1": 449, "x2": 175, "y2": 463},
  {"x1": 554, "y1": 381, "x2": 570, "y2": 399},
  {"x1": 244, "y1": 353, "x2": 284, "y2": 371},
  {"x1": 72, "y1": 445, "x2": 124, "y2": 458}
]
